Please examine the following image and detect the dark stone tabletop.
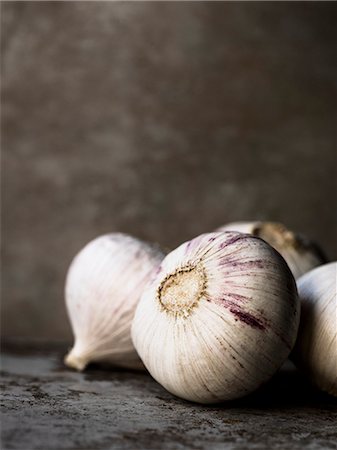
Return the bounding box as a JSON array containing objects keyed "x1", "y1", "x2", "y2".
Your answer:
[{"x1": 1, "y1": 345, "x2": 336, "y2": 450}]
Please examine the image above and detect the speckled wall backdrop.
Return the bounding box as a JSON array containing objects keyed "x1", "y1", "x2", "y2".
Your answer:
[{"x1": 1, "y1": 2, "x2": 336, "y2": 341}]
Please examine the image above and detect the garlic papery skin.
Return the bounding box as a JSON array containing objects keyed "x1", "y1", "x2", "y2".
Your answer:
[
  {"x1": 64, "y1": 233, "x2": 164, "y2": 371},
  {"x1": 131, "y1": 231, "x2": 300, "y2": 404},
  {"x1": 216, "y1": 221, "x2": 327, "y2": 280},
  {"x1": 292, "y1": 262, "x2": 337, "y2": 396}
]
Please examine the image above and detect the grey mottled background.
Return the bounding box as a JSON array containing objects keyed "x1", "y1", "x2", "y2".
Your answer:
[{"x1": 1, "y1": 1, "x2": 336, "y2": 341}]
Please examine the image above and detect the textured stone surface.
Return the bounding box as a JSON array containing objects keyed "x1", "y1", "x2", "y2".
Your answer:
[
  {"x1": 1, "y1": 347, "x2": 337, "y2": 450},
  {"x1": 1, "y1": 2, "x2": 336, "y2": 340}
]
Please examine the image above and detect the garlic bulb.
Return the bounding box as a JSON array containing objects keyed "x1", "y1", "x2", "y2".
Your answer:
[
  {"x1": 292, "y1": 262, "x2": 337, "y2": 396},
  {"x1": 132, "y1": 231, "x2": 300, "y2": 404},
  {"x1": 65, "y1": 233, "x2": 164, "y2": 371},
  {"x1": 216, "y1": 221, "x2": 327, "y2": 279}
]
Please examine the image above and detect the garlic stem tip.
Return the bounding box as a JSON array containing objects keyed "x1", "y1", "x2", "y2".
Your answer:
[{"x1": 64, "y1": 351, "x2": 88, "y2": 371}]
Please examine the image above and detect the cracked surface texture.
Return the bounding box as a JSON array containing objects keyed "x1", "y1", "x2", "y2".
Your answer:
[{"x1": 1, "y1": 347, "x2": 337, "y2": 450}]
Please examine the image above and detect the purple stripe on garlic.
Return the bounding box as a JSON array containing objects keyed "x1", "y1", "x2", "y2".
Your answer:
[
  {"x1": 131, "y1": 231, "x2": 300, "y2": 404},
  {"x1": 216, "y1": 221, "x2": 327, "y2": 279}
]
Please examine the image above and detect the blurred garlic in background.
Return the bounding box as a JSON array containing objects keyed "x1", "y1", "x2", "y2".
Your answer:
[
  {"x1": 132, "y1": 231, "x2": 300, "y2": 404},
  {"x1": 292, "y1": 262, "x2": 337, "y2": 396},
  {"x1": 64, "y1": 233, "x2": 164, "y2": 371},
  {"x1": 216, "y1": 221, "x2": 327, "y2": 279}
]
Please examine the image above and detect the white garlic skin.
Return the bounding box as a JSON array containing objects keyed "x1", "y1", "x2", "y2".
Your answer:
[
  {"x1": 65, "y1": 233, "x2": 164, "y2": 371},
  {"x1": 292, "y1": 262, "x2": 337, "y2": 396},
  {"x1": 216, "y1": 221, "x2": 327, "y2": 279},
  {"x1": 132, "y1": 231, "x2": 300, "y2": 404}
]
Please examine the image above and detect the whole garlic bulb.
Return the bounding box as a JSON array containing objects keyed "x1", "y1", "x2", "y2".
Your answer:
[
  {"x1": 216, "y1": 221, "x2": 327, "y2": 279},
  {"x1": 292, "y1": 262, "x2": 337, "y2": 396},
  {"x1": 65, "y1": 233, "x2": 164, "y2": 371},
  {"x1": 132, "y1": 231, "x2": 300, "y2": 404}
]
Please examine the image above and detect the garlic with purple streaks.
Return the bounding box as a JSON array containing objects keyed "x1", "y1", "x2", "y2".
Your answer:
[
  {"x1": 131, "y1": 231, "x2": 300, "y2": 404},
  {"x1": 64, "y1": 233, "x2": 164, "y2": 371},
  {"x1": 216, "y1": 221, "x2": 327, "y2": 279},
  {"x1": 292, "y1": 262, "x2": 337, "y2": 396}
]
